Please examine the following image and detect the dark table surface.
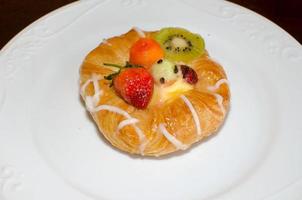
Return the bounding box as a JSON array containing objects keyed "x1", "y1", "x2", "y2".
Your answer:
[{"x1": 1, "y1": 0, "x2": 301, "y2": 48}]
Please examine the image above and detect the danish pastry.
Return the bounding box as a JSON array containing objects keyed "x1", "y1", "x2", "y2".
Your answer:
[{"x1": 80, "y1": 27, "x2": 230, "y2": 156}]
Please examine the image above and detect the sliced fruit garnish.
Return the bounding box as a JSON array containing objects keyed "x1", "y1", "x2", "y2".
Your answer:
[
  {"x1": 103, "y1": 62, "x2": 142, "y2": 84},
  {"x1": 180, "y1": 65, "x2": 198, "y2": 84},
  {"x1": 151, "y1": 59, "x2": 180, "y2": 85},
  {"x1": 154, "y1": 27, "x2": 205, "y2": 62},
  {"x1": 129, "y1": 38, "x2": 164, "y2": 69},
  {"x1": 104, "y1": 64, "x2": 154, "y2": 109}
]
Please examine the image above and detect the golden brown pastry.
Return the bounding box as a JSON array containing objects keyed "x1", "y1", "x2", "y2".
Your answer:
[{"x1": 80, "y1": 27, "x2": 230, "y2": 156}]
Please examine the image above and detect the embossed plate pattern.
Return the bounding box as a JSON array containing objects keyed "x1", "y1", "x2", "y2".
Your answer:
[{"x1": 0, "y1": 0, "x2": 302, "y2": 200}]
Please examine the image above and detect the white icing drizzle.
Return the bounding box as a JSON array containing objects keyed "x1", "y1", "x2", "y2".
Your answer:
[
  {"x1": 92, "y1": 104, "x2": 131, "y2": 116},
  {"x1": 91, "y1": 74, "x2": 101, "y2": 92},
  {"x1": 212, "y1": 93, "x2": 225, "y2": 115},
  {"x1": 102, "y1": 38, "x2": 112, "y2": 46},
  {"x1": 133, "y1": 126, "x2": 147, "y2": 154},
  {"x1": 91, "y1": 74, "x2": 102, "y2": 105},
  {"x1": 133, "y1": 27, "x2": 145, "y2": 38},
  {"x1": 92, "y1": 90, "x2": 103, "y2": 105},
  {"x1": 207, "y1": 79, "x2": 228, "y2": 115},
  {"x1": 81, "y1": 79, "x2": 92, "y2": 96},
  {"x1": 117, "y1": 118, "x2": 139, "y2": 131},
  {"x1": 159, "y1": 124, "x2": 188, "y2": 150},
  {"x1": 82, "y1": 73, "x2": 147, "y2": 154},
  {"x1": 84, "y1": 96, "x2": 96, "y2": 112},
  {"x1": 180, "y1": 95, "x2": 202, "y2": 136},
  {"x1": 207, "y1": 78, "x2": 229, "y2": 91}
]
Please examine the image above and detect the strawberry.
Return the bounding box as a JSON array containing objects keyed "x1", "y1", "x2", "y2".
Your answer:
[{"x1": 105, "y1": 64, "x2": 154, "y2": 109}]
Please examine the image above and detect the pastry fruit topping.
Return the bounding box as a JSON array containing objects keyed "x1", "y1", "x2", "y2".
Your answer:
[
  {"x1": 180, "y1": 65, "x2": 198, "y2": 84},
  {"x1": 154, "y1": 27, "x2": 205, "y2": 62},
  {"x1": 151, "y1": 59, "x2": 179, "y2": 85},
  {"x1": 104, "y1": 63, "x2": 154, "y2": 109},
  {"x1": 129, "y1": 38, "x2": 164, "y2": 69}
]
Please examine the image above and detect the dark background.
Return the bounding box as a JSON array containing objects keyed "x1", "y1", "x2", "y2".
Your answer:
[{"x1": 1, "y1": 0, "x2": 301, "y2": 48}]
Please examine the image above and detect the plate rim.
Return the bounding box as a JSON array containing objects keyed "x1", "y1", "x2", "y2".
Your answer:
[
  {"x1": 1, "y1": 0, "x2": 301, "y2": 54},
  {"x1": 0, "y1": 0, "x2": 302, "y2": 200}
]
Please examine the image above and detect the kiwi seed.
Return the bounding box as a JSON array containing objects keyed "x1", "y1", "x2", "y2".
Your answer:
[
  {"x1": 174, "y1": 65, "x2": 178, "y2": 73},
  {"x1": 160, "y1": 77, "x2": 165, "y2": 84}
]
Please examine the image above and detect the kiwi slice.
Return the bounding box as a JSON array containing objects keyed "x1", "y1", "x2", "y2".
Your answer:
[{"x1": 154, "y1": 27, "x2": 205, "y2": 62}]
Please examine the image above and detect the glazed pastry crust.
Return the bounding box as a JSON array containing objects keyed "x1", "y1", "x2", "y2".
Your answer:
[{"x1": 80, "y1": 29, "x2": 230, "y2": 156}]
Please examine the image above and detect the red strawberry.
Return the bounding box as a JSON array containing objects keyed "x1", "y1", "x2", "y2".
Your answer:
[
  {"x1": 180, "y1": 65, "x2": 198, "y2": 84},
  {"x1": 113, "y1": 68, "x2": 154, "y2": 109}
]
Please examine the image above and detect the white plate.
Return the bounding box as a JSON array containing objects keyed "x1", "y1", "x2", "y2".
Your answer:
[{"x1": 1, "y1": 0, "x2": 302, "y2": 199}]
